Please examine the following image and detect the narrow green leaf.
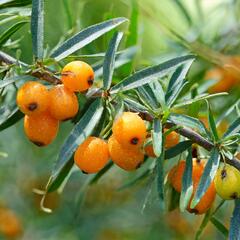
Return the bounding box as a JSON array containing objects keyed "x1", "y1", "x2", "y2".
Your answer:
[
  {"x1": 103, "y1": 32, "x2": 123, "y2": 90},
  {"x1": 156, "y1": 139, "x2": 165, "y2": 209},
  {"x1": 0, "y1": 107, "x2": 23, "y2": 131},
  {"x1": 173, "y1": 92, "x2": 228, "y2": 108},
  {"x1": 169, "y1": 113, "x2": 209, "y2": 138},
  {"x1": 47, "y1": 157, "x2": 74, "y2": 193},
  {"x1": 124, "y1": 96, "x2": 148, "y2": 113},
  {"x1": 210, "y1": 216, "x2": 228, "y2": 238},
  {"x1": 89, "y1": 161, "x2": 113, "y2": 185},
  {"x1": 0, "y1": 75, "x2": 33, "y2": 88},
  {"x1": 195, "y1": 210, "x2": 212, "y2": 240},
  {"x1": 165, "y1": 140, "x2": 192, "y2": 159},
  {"x1": 180, "y1": 147, "x2": 193, "y2": 212},
  {"x1": 174, "y1": 0, "x2": 192, "y2": 25},
  {"x1": 51, "y1": 17, "x2": 128, "y2": 61},
  {"x1": 207, "y1": 102, "x2": 219, "y2": 141},
  {"x1": 149, "y1": 80, "x2": 166, "y2": 109},
  {"x1": 52, "y1": 98, "x2": 104, "y2": 179},
  {"x1": 0, "y1": 20, "x2": 28, "y2": 47},
  {"x1": 166, "y1": 185, "x2": 181, "y2": 211},
  {"x1": 166, "y1": 59, "x2": 194, "y2": 106},
  {"x1": 223, "y1": 117, "x2": 240, "y2": 138},
  {"x1": 138, "y1": 85, "x2": 159, "y2": 109},
  {"x1": 0, "y1": 0, "x2": 31, "y2": 8},
  {"x1": 152, "y1": 119, "x2": 162, "y2": 157},
  {"x1": 94, "y1": 46, "x2": 137, "y2": 78},
  {"x1": 31, "y1": 0, "x2": 44, "y2": 59},
  {"x1": 191, "y1": 148, "x2": 220, "y2": 208},
  {"x1": 229, "y1": 199, "x2": 240, "y2": 240},
  {"x1": 110, "y1": 55, "x2": 195, "y2": 94}
]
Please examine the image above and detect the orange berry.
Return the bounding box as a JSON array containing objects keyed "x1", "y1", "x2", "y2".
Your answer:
[
  {"x1": 24, "y1": 112, "x2": 59, "y2": 146},
  {"x1": 168, "y1": 159, "x2": 204, "y2": 193},
  {"x1": 74, "y1": 137, "x2": 109, "y2": 174},
  {"x1": 49, "y1": 85, "x2": 79, "y2": 121},
  {"x1": 205, "y1": 67, "x2": 237, "y2": 93},
  {"x1": 187, "y1": 180, "x2": 216, "y2": 215},
  {"x1": 168, "y1": 159, "x2": 216, "y2": 214},
  {"x1": 112, "y1": 112, "x2": 147, "y2": 149},
  {"x1": 0, "y1": 208, "x2": 22, "y2": 238},
  {"x1": 165, "y1": 130, "x2": 179, "y2": 149},
  {"x1": 108, "y1": 135, "x2": 144, "y2": 171},
  {"x1": 61, "y1": 61, "x2": 94, "y2": 92},
  {"x1": 144, "y1": 144, "x2": 156, "y2": 157},
  {"x1": 16, "y1": 81, "x2": 49, "y2": 116}
]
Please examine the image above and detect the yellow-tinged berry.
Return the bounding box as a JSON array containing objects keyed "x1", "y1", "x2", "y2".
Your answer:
[
  {"x1": 108, "y1": 135, "x2": 144, "y2": 171},
  {"x1": 74, "y1": 137, "x2": 109, "y2": 174},
  {"x1": 49, "y1": 85, "x2": 79, "y2": 121},
  {"x1": 214, "y1": 164, "x2": 240, "y2": 200},
  {"x1": 61, "y1": 61, "x2": 94, "y2": 92},
  {"x1": 16, "y1": 81, "x2": 49, "y2": 116},
  {"x1": 24, "y1": 112, "x2": 59, "y2": 146},
  {"x1": 112, "y1": 112, "x2": 147, "y2": 149}
]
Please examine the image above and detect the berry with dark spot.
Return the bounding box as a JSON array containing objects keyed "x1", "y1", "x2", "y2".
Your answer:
[
  {"x1": 112, "y1": 112, "x2": 147, "y2": 149},
  {"x1": 24, "y1": 112, "x2": 59, "y2": 146},
  {"x1": 214, "y1": 163, "x2": 240, "y2": 200},
  {"x1": 17, "y1": 81, "x2": 49, "y2": 116},
  {"x1": 61, "y1": 61, "x2": 94, "y2": 92}
]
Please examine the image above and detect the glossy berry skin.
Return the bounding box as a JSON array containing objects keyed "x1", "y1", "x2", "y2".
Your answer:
[
  {"x1": 74, "y1": 137, "x2": 109, "y2": 174},
  {"x1": 214, "y1": 164, "x2": 240, "y2": 200},
  {"x1": 165, "y1": 130, "x2": 180, "y2": 149},
  {"x1": 144, "y1": 144, "x2": 156, "y2": 158},
  {"x1": 112, "y1": 112, "x2": 147, "y2": 149},
  {"x1": 24, "y1": 112, "x2": 59, "y2": 146},
  {"x1": 61, "y1": 61, "x2": 94, "y2": 92},
  {"x1": 49, "y1": 85, "x2": 79, "y2": 121},
  {"x1": 168, "y1": 159, "x2": 216, "y2": 214},
  {"x1": 108, "y1": 135, "x2": 144, "y2": 171},
  {"x1": 17, "y1": 81, "x2": 49, "y2": 116}
]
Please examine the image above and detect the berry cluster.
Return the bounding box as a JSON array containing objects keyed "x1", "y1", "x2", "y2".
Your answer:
[{"x1": 16, "y1": 61, "x2": 94, "y2": 146}]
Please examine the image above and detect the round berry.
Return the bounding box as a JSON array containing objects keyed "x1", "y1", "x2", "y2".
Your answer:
[
  {"x1": 112, "y1": 112, "x2": 147, "y2": 149},
  {"x1": 61, "y1": 61, "x2": 94, "y2": 92},
  {"x1": 16, "y1": 81, "x2": 49, "y2": 116},
  {"x1": 24, "y1": 112, "x2": 59, "y2": 146},
  {"x1": 49, "y1": 85, "x2": 79, "y2": 121},
  {"x1": 74, "y1": 137, "x2": 109, "y2": 174},
  {"x1": 108, "y1": 135, "x2": 144, "y2": 171}
]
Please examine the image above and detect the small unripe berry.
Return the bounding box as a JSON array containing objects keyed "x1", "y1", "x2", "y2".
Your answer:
[
  {"x1": 214, "y1": 164, "x2": 240, "y2": 200},
  {"x1": 74, "y1": 137, "x2": 109, "y2": 174},
  {"x1": 49, "y1": 85, "x2": 79, "y2": 121},
  {"x1": 61, "y1": 61, "x2": 94, "y2": 92},
  {"x1": 108, "y1": 135, "x2": 144, "y2": 171},
  {"x1": 24, "y1": 112, "x2": 59, "y2": 146},
  {"x1": 16, "y1": 81, "x2": 49, "y2": 116},
  {"x1": 112, "y1": 112, "x2": 147, "y2": 149}
]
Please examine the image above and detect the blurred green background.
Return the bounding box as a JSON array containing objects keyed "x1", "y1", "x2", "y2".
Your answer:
[{"x1": 0, "y1": 0, "x2": 239, "y2": 239}]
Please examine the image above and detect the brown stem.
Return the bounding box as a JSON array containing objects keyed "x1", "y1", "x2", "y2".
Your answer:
[{"x1": 0, "y1": 51, "x2": 61, "y2": 84}]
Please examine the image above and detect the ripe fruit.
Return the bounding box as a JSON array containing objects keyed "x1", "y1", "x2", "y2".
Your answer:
[
  {"x1": 187, "y1": 180, "x2": 216, "y2": 215},
  {"x1": 74, "y1": 137, "x2": 109, "y2": 174},
  {"x1": 24, "y1": 112, "x2": 59, "y2": 146},
  {"x1": 205, "y1": 67, "x2": 237, "y2": 93},
  {"x1": 214, "y1": 164, "x2": 240, "y2": 200},
  {"x1": 0, "y1": 208, "x2": 22, "y2": 238},
  {"x1": 168, "y1": 159, "x2": 216, "y2": 214},
  {"x1": 168, "y1": 159, "x2": 204, "y2": 192},
  {"x1": 165, "y1": 130, "x2": 180, "y2": 149},
  {"x1": 61, "y1": 61, "x2": 94, "y2": 92},
  {"x1": 16, "y1": 81, "x2": 49, "y2": 116},
  {"x1": 144, "y1": 143, "x2": 156, "y2": 158},
  {"x1": 108, "y1": 135, "x2": 144, "y2": 171},
  {"x1": 112, "y1": 112, "x2": 147, "y2": 149},
  {"x1": 49, "y1": 85, "x2": 79, "y2": 121}
]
